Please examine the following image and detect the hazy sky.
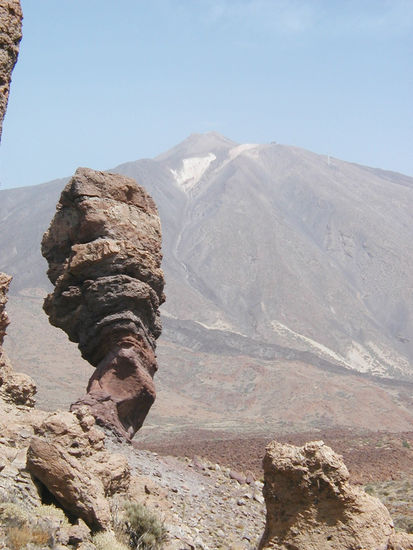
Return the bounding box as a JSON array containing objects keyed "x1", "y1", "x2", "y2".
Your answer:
[{"x1": 1, "y1": 0, "x2": 412, "y2": 189}]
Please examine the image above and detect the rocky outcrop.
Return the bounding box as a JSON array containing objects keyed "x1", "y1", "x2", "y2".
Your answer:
[
  {"x1": 0, "y1": 273, "x2": 129, "y2": 536},
  {"x1": 259, "y1": 440, "x2": 413, "y2": 550},
  {"x1": 26, "y1": 407, "x2": 130, "y2": 530},
  {"x1": 0, "y1": 273, "x2": 11, "y2": 346},
  {"x1": 42, "y1": 167, "x2": 165, "y2": 439},
  {"x1": 0, "y1": 0, "x2": 22, "y2": 141},
  {"x1": 0, "y1": 273, "x2": 36, "y2": 407}
]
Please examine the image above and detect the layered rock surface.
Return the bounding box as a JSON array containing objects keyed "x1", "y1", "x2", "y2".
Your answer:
[
  {"x1": 42, "y1": 167, "x2": 165, "y2": 439},
  {"x1": 259, "y1": 439, "x2": 413, "y2": 550},
  {"x1": 0, "y1": 0, "x2": 22, "y2": 140}
]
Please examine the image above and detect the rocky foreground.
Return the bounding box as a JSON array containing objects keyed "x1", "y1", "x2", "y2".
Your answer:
[{"x1": 2, "y1": 270, "x2": 413, "y2": 549}]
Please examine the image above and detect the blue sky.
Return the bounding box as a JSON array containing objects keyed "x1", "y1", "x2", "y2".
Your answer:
[{"x1": 1, "y1": 0, "x2": 412, "y2": 188}]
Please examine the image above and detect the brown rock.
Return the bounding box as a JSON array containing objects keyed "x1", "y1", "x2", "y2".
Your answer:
[
  {"x1": 259, "y1": 439, "x2": 413, "y2": 550},
  {"x1": 0, "y1": 273, "x2": 12, "y2": 346},
  {"x1": 0, "y1": 0, "x2": 22, "y2": 141},
  {"x1": 42, "y1": 167, "x2": 165, "y2": 439},
  {"x1": 389, "y1": 532, "x2": 413, "y2": 549},
  {"x1": 0, "y1": 356, "x2": 36, "y2": 406},
  {"x1": 229, "y1": 470, "x2": 246, "y2": 484},
  {"x1": 245, "y1": 470, "x2": 255, "y2": 485},
  {"x1": 26, "y1": 407, "x2": 130, "y2": 530},
  {"x1": 0, "y1": 273, "x2": 36, "y2": 407}
]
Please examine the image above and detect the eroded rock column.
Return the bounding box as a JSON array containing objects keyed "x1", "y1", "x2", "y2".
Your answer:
[
  {"x1": 0, "y1": 0, "x2": 23, "y2": 141},
  {"x1": 42, "y1": 167, "x2": 165, "y2": 439}
]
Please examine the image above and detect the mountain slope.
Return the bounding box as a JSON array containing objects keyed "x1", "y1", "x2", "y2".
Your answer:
[
  {"x1": 1, "y1": 132, "x2": 413, "y2": 433},
  {"x1": 113, "y1": 133, "x2": 413, "y2": 379}
]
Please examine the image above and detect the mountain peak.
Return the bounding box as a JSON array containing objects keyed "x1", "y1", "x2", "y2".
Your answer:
[{"x1": 156, "y1": 132, "x2": 237, "y2": 162}]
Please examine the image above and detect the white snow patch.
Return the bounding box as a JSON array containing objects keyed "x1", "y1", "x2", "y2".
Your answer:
[
  {"x1": 271, "y1": 321, "x2": 351, "y2": 367},
  {"x1": 346, "y1": 342, "x2": 378, "y2": 374},
  {"x1": 271, "y1": 322, "x2": 410, "y2": 378},
  {"x1": 347, "y1": 341, "x2": 411, "y2": 378},
  {"x1": 170, "y1": 153, "x2": 216, "y2": 192},
  {"x1": 195, "y1": 318, "x2": 246, "y2": 335},
  {"x1": 160, "y1": 310, "x2": 246, "y2": 336}
]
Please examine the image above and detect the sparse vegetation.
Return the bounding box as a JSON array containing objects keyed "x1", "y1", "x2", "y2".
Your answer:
[
  {"x1": 93, "y1": 531, "x2": 130, "y2": 550},
  {"x1": 364, "y1": 478, "x2": 413, "y2": 534},
  {"x1": 121, "y1": 501, "x2": 168, "y2": 549},
  {"x1": 364, "y1": 484, "x2": 374, "y2": 495},
  {"x1": 0, "y1": 502, "x2": 29, "y2": 527},
  {"x1": 6, "y1": 525, "x2": 50, "y2": 550},
  {"x1": 0, "y1": 501, "x2": 69, "y2": 549}
]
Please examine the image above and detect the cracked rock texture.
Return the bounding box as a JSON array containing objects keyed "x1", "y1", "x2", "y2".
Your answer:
[
  {"x1": 26, "y1": 407, "x2": 130, "y2": 530},
  {"x1": 0, "y1": 273, "x2": 11, "y2": 347},
  {"x1": 42, "y1": 167, "x2": 165, "y2": 439},
  {"x1": 259, "y1": 439, "x2": 413, "y2": 550},
  {"x1": 0, "y1": 0, "x2": 22, "y2": 141}
]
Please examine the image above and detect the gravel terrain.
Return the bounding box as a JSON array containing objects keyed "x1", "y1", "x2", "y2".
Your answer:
[{"x1": 106, "y1": 436, "x2": 266, "y2": 549}]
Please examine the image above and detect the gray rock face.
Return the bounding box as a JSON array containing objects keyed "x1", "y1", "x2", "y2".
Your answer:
[
  {"x1": 42, "y1": 167, "x2": 165, "y2": 439},
  {"x1": 113, "y1": 134, "x2": 413, "y2": 385},
  {"x1": 0, "y1": 0, "x2": 22, "y2": 141}
]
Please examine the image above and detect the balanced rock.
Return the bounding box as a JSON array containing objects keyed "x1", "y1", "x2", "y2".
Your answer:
[
  {"x1": 0, "y1": 0, "x2": 22, "y2": 141},
  {"x1": 26, "y1": 407, "x2": 130, "y2": 530},
  {"x1": 259, "y1": 440, "x2": 413, "y2": 550},
  {"x1": 42, "y1": 167, "x2": 165, "y2": 439}
]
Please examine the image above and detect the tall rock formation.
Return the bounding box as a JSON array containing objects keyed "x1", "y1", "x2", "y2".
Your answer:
[
  {"x1": 42, "y1": 167, "x2": 165, "y2": 439},
  {"x1": 0, "y1": 0, "x2": 22, "y2": 141},
  {"x1": 259, "y1": 439, "x2": 413, "y2": 550}
]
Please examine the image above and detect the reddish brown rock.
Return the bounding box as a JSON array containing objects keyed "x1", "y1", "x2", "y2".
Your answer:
[
  {"x1": 0, "y1": 0, "x2": 22, "y2": 141},
  {"x1": 259, "y1": 439, "x2": 413, "y2": 550},
  {"x1": 42, "y1": 167, "x2": 165, "y2": 439}
]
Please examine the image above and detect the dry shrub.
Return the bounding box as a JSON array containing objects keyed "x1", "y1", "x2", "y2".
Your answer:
[
  {"x1": 0, "y1": 502, "x2": 29, "y2": 528},
  {"x1": 123, "y1": 501, "x2": 168, "y2": 549},
  {"x1": 93, "y1": 531, "x2": 130, "y2": 550},
  {"x1": 6, "y1": 525, "x2": 50, "y2": 549}
]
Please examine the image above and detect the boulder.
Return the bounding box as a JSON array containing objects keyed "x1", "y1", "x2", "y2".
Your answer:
[
  {"x1": 26, "y1": 407, "x2": 130, "y2": 530},
  {"x1": 0, "y1": 0, "x2": 22, "y2": 140},
  {"x1": 0, "y1": 356, "x2": 36, "y2": 406},
  {"x1": 259, "y1": 439, "x2": 413, "y2": 550},
  {"x1": 42, "y1": 167, "x2": 165, "y2": 439}
]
